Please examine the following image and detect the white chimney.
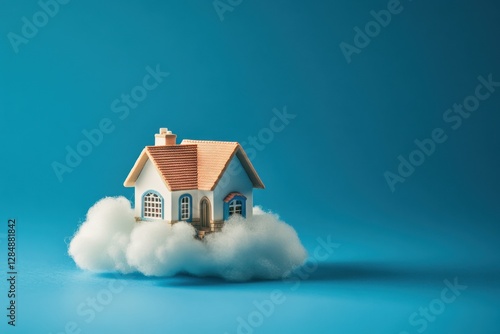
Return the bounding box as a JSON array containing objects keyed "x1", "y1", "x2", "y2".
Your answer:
[{"x1": 155, "y1": 128, "x2": 177, "y2": 146}]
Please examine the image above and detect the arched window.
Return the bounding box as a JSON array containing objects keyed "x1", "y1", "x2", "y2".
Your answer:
[
  {"x1": 142, "y1": 191, "x2": 163, "y2": 219},
  {"x1": 179, "y1": 194, "x2": 192, "y2": 222},
  {"x1": 223, "y1": 192, "x2": 247, "y2": 220}
]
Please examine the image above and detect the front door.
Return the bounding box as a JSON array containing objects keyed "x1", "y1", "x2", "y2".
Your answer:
[{"x1": 200, "y1": 198, "x2": 211, "y2": 229}]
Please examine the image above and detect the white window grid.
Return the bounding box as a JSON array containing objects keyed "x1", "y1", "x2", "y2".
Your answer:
[
  {"x1": 143, "y1": 193, "x2": 162, "y2": 219},
  {"x1": 181, "y1": 196, "x2": 190, "y2": 220},
  {"x1": 228, "y1": 199, "x2": 242, "y2": 216}
]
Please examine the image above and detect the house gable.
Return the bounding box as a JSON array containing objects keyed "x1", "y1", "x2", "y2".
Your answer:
[
  {"x1": 124, "y1": 145, "x2": 198, "y2": 191},
  {"x1": 180, "y1": 139, "x2": 265, "y2": 191},
  {"x1": 134, "y1": 159, "x2": 172, "y2": 220},
  {"x1": 213, "y1": 155, "x2": 254, "y2": 221}
]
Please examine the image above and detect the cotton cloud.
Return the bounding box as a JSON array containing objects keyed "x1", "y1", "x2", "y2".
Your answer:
[{"x1": 68, "y1": 197, "x2": 307, "y2": 281}]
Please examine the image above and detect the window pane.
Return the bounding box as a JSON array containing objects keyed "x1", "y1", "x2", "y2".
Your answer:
[
  {"x1": 180, "y1": 196, "x2": 190, "y2": 220},
  {"x1": 144, "y1": 193, "x2": 163, "y2": 219}
]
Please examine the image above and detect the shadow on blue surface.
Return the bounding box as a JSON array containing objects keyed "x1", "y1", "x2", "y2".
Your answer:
[
  {"x1": 94, "y1": 261, "x2": 500, "y2": 289},
  {"x1": 306, "y1": 261, "x2": 500, "y2": 288},
  {"x1": 97, "y1": 272, "x2": 165, "y2": 281}
]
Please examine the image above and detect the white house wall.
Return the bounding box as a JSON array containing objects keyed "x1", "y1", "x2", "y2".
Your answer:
[
  {"x1": 171, "y1": 190, "x2": 214, "y2": 222},
  {"x1": 213, "y1": 155, "x2": 254, "y2": 221},
  {"x1": 134, "y1": 155, "x2": 254, "y2": 224},
  {"x1": 134, "y1": 159, "x2": 172, "y2": 221}
]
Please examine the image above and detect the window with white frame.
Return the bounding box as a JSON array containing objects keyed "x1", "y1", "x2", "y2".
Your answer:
[
  {"x1": 228, "y1": 199, "x2": 243, "y2": 216},
  {"x1": 180, "y1": 195, "x2": 191, "y2": 221},
  {"x1": 143, "y1": 192, "x2": 162, "y2": 219}
]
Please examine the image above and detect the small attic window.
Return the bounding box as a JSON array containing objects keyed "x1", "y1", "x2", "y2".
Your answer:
[
  {"x1": 143, "y1": 191, "x2": 163, "y2": 219},
  {"x1": 223, "y1": 193, "x2": 247, "y2": 220}
]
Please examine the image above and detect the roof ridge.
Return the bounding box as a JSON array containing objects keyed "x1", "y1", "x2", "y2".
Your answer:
[
  {"x1": 182, "y1": 139, "x2": 239, "y2": 145},
  {"x1": 146, "y1": 144, "x2": 197, "y2": 149}
]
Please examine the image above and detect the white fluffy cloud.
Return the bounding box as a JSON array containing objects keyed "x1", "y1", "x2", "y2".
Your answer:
[{"x1": 68, "y1": 197, "x2": 307, "y2": 281}]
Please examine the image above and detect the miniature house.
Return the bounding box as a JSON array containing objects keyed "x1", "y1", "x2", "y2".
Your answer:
[{"x1": 124, "y1": 128, "x2": 265, "y2": 234}]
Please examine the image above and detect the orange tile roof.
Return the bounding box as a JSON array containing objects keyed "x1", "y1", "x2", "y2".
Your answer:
[
  {"x1": 181, "y1": 140, "x2": 239, "y2": 190},
  {"x1": 146, "y1": 145, "x2": 198, "y2": 191},
  {"x1": 124, "y1": 139, "x2": 265, "y2": 191}
]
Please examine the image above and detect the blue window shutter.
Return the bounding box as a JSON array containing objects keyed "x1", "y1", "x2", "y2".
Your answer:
[
  {"x1": 223, "y1": 201, "x2": 229, "y2": 221},
  {"x1": 188, "y1": 195, "x2": 192, "y2": 222},
  {"x1": 241, "y1": 198, "x2": 246, "y2": 218}
]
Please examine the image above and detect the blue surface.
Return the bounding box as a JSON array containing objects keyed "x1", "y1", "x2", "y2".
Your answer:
[{"x1": 1, "y1": 0, "x2": 500, "y2": 333}]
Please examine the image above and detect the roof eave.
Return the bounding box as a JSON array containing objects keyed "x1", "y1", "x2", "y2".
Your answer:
[
  {"x1": 236, "y1": 147, "x2": 265, "y2": 189},
  {"x1": 144, "y1": 148, "x2": 173, "y2": 191},
  {"x1": 123, "y1": 148, "x2": 174, "y2": 191},
  {"x1": 123, "y1": 149, "x2": 148, "y2": 187}
]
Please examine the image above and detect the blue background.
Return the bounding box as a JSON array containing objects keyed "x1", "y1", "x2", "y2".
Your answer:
[{"x1": 1, "y1": 0, "x2": 499, "y2": 333}]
